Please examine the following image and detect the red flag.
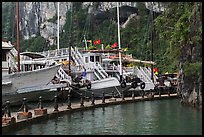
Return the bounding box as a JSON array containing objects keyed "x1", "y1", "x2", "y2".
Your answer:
[
  {"x1": 111, "y1": 42, "x2": 118, "y2": 48},
  {"x1": 93, "y1": 39, "x2": 101, "y2": 45},
  {"x1": 153, "y1": 67, "x2": 158, "y2": 73}
]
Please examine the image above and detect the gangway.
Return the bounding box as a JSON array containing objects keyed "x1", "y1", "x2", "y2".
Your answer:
[{"x1": 139, "y1": 66, "x2": 153, "y2": 82}]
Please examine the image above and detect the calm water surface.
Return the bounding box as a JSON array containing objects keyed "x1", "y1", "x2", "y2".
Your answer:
[{"x1": 4, "y1": 98, "x2": 202, "y2": 135}]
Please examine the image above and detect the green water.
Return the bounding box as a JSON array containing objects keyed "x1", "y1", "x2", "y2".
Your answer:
[{"x1": 4, "y1": 98, "x2": 202, "y2": 135}]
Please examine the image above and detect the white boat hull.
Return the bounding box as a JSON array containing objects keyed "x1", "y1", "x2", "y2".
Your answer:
[
  {"x1": 71, "y1": 77, "x2": 133, "y2": 98},
  {"x1": 71, "y1": 77, "x2": 155, "y2": 98},
  {"x1": 2, "y1": 89, "x2": 62, "y2": 107},
  {"x1": 2, "y1": 64, "x2": 61, "y2": 106}
]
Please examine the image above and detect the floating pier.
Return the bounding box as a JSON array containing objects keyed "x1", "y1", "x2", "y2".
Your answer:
[{"x1": 2, "y1": 92, "x2": 179, "y2": 133}]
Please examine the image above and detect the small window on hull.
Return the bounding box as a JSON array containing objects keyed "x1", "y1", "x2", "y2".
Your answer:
[
  {"x1": 90, "y1": 56, "x2": 94, "y2": 62},
  {"x1": 96, "y1": 56, "x2": 100, "y2": 62}
]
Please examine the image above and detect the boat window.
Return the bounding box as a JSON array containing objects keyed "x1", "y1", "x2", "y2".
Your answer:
[
  {"x1": 25, "y1": 64, "x2": 29, "y2": 71},
  {"x1": 85, "y1": 57, "x2": 89, "y2": 63},
  {"x1": 90, "y1": 56, "x2": 94, "y2": 62},
  {"x1": 21, "y1": 65, "x2": 24, "y2": 71},
  {"x1": 2, "y1": 52, "x2": 6, "y2": 61},
  {"x1": 96, "y1": 56, "x2": 100, "y2": 62}
]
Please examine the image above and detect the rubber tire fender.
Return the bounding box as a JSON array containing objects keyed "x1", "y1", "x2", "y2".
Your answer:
[
  {"x1": 131, "y1": 82, "x2": 137, "y2": 89},
  {"x1": 140, "y1": 82, "x2": 145, "y2": 89},
  {"x1": 87, "y1": 83, "x2": 91, "y2": 89}
]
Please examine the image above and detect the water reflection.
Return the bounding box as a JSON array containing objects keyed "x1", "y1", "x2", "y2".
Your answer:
[{"x1": 4, "y1": 98, "x2": 202, "y2": 135}]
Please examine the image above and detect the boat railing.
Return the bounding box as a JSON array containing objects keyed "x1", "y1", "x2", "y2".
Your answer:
[
  {"x1": 40, "y1": 48, "x2": 69, "y2": 58},
  {"x1": 10, "y1": 47, "x2": 18, "y2": 56},
  {"x1": 93, "y1": 69, "x2": 101, "y2": 80},
  {"x1": 94, "y1": 63, "x2": 106, "y2": 79},
  {"x1": 75, "y1": 47, "x2": 84, "y2": 63},
  {"x1": 102, "y1": 63, "x2": 118, "y2": 71},
  {"x1": 56, "y1": 66, "x2": 72, "y2": 82},
  {"x1": 144, "y1": 67, "x2": 158, "y2": 83},
  {"x1": 140, "y1": 66, "x2": 152, "y2": 81},
  {"x1": 96, "y1": 63, "x2": 109, "y2": 78},
  {"x1": 123, "y1": 67, "x2": 134, "y2": 73},
  {"x1": 134, "y1": 66, "x2": 149, "y2": 82},
  {"x1": 70, "y1": 47, "x2": 80, "y2": 66},
  {"x1": 71, "y1": 47, "x2": 87, "y2": 70},
  {"x1": 8, "y1": 54, "x2": 18, "y2": 72}
]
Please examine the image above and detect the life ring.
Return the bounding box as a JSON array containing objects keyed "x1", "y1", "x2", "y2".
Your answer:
[
  {"x1": 87, "y1": 83, "x2": 91, "y2": 89},
  {"x1": 131, "y1": 82, "x2": 137, "y2": 89},
  {"x1": 140, "y1": 82, "x2": 145, "y2": 89},
  {"x1": 121, "y1": 81, "x2": 126, "y2": 88}
]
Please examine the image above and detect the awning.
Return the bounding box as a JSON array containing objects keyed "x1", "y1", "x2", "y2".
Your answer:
[{"x1": 20, "y1": 52, "x2": 46, "y2": 59}]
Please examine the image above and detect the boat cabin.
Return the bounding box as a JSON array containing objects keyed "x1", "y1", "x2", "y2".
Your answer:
[
  {"x1": 2, "y1": 41, "x2": 17, "y2": 76},
  {"x1": 82, "y1": 52, "x2": 102, "y2": 70},
  {"x1": 20, "y1": 52, "x2": 56, "y2": 71}
]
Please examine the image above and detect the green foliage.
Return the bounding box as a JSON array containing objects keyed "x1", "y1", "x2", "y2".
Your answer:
[
  {"x1": 105, "y1": 45, "x2": 112, "y2": 50},
  {"x1": 88, "y1": 45, "x2": 97, "y2": 50},
  {"x1": 184, "y1": 61, "x2": 202, "y2": 81},
  {"x1": 155, "y1": 2, "x2": 202, "y2": 80},
  {"x1": 22, "y1": 36, "x2": 48, "y2": 52},
  {"x1": 2, "y1": 2, "x2": 16, "y2": 42}
]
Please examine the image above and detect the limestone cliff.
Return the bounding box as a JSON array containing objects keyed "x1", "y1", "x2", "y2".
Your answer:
[{"x1": 15, "y1": 2, "x2": 164, "y2": 45}]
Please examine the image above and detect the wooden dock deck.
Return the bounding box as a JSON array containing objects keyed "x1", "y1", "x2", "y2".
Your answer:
[{"x1": 2, "y1": 93, "x2": 179, "y2": 133}]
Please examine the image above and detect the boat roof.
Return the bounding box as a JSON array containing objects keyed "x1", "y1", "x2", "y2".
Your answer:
[
  {"x1": 81, "y1": 49, "x2": 122, "y2": 53},
  {"x1": 20, "y1": 52, "x2": 46, "y2": 59},
  {"x1": 2, "y1": 41, "x2": 14, "y2": 50},
  {"x1": 103, "y1": 58, "x2": 156, "y2": 65}
]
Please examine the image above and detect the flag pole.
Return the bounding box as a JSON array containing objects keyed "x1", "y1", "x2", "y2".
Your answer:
[
  {"x1": 16, "y1": 2, "x2": 20, "y2": 72},
  {"x1": 57, "y1": 2, "x2": 60, "y2": 50},
  {"x1": 84, "y1": 35, "x2": 88, "y2": 50},
  {"x1": 117, "y1": 2, "x2": 123, "y2": 82}
]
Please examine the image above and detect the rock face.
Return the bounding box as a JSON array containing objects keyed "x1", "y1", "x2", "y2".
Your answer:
[
  {"x1": 180, "y1": 83, "x2": 202, "y2": 108},
  {"x1": 177, "y1": 31, "x2": 202, "y2": 108},
  {"x1": 17, "y1": 2, "x2": 164, "y2": 45},
  {"x1": 20, "y1": 2, "x2": 71, "y2": 43}
]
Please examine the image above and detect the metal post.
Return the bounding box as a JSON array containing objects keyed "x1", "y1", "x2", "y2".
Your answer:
[
  {"x1": 122, "y1": 91, "x2": 125, "y2": 101},
  {"x1": 168, "y1": 87, "x2": 171, "y2": 96},
  {"x1": 142, "y1": 90, "x2": 144, "y2": 98},
  {"x1": 6, "y1": 101, "x2": 11, "y2": 117},
  {"x1": 38, "y1": 96, "x2": 43, "y2": 109},
  {"x1": 80, "y1": 93, "x2": 84, "y2": 107},
  {"x1": 91, "y1": 92, "x2": 95, "y2": 105},
  {"x1": 112, "y1": 91, "x2": 114, "y2": 98},
  {"x1": 67, "y1": 93, "x2": 72, "y2": 109},
  {"x1": 23, "y1": 98, "x2": 28, "y2": 112},
  {"x1": 102, "y1": 92, "x2": 105, "y2": 103},
  {"x1": 54, "y1": 96, "x2": 58, "y2": 112},
  {"x1": 159, "y1": 88, "x2": 161, "y2": 97},
  {"x1": 132, "y1": 91, "x2": 135, "y2": 100}
]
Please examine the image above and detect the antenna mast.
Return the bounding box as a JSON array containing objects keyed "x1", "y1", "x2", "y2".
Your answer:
[
  {"x1": 16, "y1": 2, "x2": 20, "y2": 72},
  {"x1": 57, "y1": 2, "x2": 60, "y2": 50},
  {"x1": 117, "y1": 2, "x2": 123, "y2": 82}
]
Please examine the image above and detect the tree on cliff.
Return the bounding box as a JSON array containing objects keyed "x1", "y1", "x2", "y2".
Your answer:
[{"x1": 155, "y1": 2, "x2": 202, "y2": 107}]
